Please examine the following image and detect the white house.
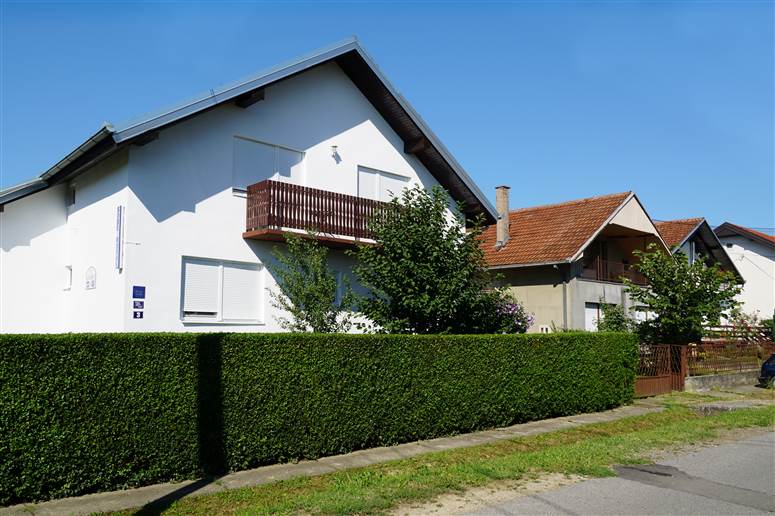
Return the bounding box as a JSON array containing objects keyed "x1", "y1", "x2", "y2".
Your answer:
[
  {"x1": 714, "y1": 222, "x2": 775, "y2": 320},
  {"x1": 0, "y1": 38, "x2": 496, "y2": 333}
]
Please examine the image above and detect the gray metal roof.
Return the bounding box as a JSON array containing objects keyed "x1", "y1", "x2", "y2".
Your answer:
[{"x1": 0, "y1": 37, "x2": 496, "y2": 222}]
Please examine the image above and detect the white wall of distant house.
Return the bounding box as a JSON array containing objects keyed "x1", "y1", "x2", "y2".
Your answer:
[
  {"x1": 0, "y1": 60, "x2": 452, "y2": 334},
  {"x1": 718, "y1": 235, "x2": 775, "y2": 320}
]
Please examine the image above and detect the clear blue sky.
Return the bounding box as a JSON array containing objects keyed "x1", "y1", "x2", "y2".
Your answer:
[{"x1": 1, "y1": 1, "x2": 773, "y2": 230}]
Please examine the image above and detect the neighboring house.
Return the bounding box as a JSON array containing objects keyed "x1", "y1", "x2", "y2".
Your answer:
[
  {"x1": 655, "y1": 218, "x2": 741, "y2": 276},
  {"x1": 481, "y1": 188, "x2": 669, "y2": 332},
  {"x1": 713, "y1": 222, "x2": 775, "y2": 320},
  {"x1": 0, "y1": 38, "x2": 495, "y2": 333}
]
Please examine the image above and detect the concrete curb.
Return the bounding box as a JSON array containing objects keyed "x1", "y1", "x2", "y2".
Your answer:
[
  {"x1": 1, "y1": 402, "x2": 663, "y2": 516},
  {"x1": 684, "y1": 371, "x2": 760, "y2": 392}
]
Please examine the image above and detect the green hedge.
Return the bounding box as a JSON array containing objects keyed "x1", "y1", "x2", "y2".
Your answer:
[{"x1": 0, "y1": 332, "x2": 637, "y2": 505}]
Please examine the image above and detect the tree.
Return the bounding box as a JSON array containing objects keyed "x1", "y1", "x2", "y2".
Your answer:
[
  {"x1": 624, "y1": 244, "x2": 741, "y2": 344},
  {"x1": 351, "y1": 185, "x2": 519, "y2": 334},
  {"x1": 268, "y1": 232, "x2": 355, "y2": 333},
  {"x1": 596, "y1": 302, "x2": 635, "y2": 333}
]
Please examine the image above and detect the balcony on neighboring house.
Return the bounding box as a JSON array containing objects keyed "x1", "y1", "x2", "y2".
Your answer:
[
  {"x1": 581, "y1": 257, "x2": 648, "y2": 285},
  {"x1": 243, "y1": 179, "x2": 387, "y2": 247}
]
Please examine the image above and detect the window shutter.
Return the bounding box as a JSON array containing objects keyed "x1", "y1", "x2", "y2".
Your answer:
[
  {"x1": 182, "y1": 259, "x2": 220, "y2": 314},
  {"x1": 379, "y1": 172, "x2": 408, "y2": 202},
  {"x1": 357, "y1": 167, "x2": 379, "y2": 201},
  {"x1": 222, "y1": 262, "x2": 261, "y2": 321},
  {"x1": 233, "y1": 138, "x2": 277, "y2": 189}
]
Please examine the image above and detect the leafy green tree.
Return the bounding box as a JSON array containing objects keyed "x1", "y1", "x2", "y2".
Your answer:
[
  {"x1": 268, "y1": 232, "x2": 355, "y2": 332},
  {"x1": 351, "y1": 185, "x2": 514, "y2": 334},
  {"x1": 624, "y1": 244, "x2": 741, "y2": 344},
  {"x1": 596, "y1": 302, "x2": 635, "y2": 333}
]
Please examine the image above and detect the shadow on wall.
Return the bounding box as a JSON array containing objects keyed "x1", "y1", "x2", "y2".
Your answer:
[
  {"x1": 0, "y1": 185, "x2": 67, "y2": 252},
  {"x1": 129, "y1": 62, "x2": 406, "y2": 225},
  {"x1": 1, "y1": 151, "x2": 129, "y2": 252},
  {"x1": 135, "y1": 334, "x2": 225, "y2": 514}
]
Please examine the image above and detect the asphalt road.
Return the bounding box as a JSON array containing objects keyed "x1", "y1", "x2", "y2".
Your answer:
[{"x1": 466, "y1": 431, "x2": 775, "y2": 515}]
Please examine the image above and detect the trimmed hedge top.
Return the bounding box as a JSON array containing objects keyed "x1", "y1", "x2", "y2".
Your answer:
[{"x1": 0, "y1": 332, "x2": 637, "y2": 505}]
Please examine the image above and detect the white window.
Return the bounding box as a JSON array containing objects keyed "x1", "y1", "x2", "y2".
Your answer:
[
  {"x1": 357, "y1": 166, "x2": 409, "y2": 202},
  {"x1": 181, "y1": 257, "x2": 264, "y2": 323},
  {"x1": 63, "y1": 265, "x2": 73, "y2": 290},
  {"x1": 233, "y1": 136, "x2": 304, "y2": 190}
]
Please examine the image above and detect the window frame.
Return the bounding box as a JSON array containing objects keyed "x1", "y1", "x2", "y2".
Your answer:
[
  {"x1": 180, "y1": 256, "x2": 265, "y2": 325},
  {"x1": 356, "y1": 165, "x2": 411, "y2": 202},
  {"x1": 232, "y1": 135, "x2": 306, "y2": 192}
]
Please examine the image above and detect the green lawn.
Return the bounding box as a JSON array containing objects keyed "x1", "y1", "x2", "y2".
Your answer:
[{"x1": 117, "y1": 401, "x2": 775, "y2": 515}]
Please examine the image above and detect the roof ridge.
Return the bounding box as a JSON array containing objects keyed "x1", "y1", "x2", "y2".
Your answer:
[
  {"x1": 720, "y1": 222, "x2": 775, "y2": 243},
  {"x1": 655, "y1": 217, "x2": 704, "y2": 225},
  {"x1": 508, "y1": 191, "x2": 631, "y2": 214}
]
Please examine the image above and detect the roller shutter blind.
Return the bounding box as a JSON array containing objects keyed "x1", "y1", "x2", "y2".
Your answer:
[
  {"x1": 182, "y1": 259, "x2": 220, "y2": 316},
  {"x1": 222, "y1": 262, "x2": 262, "y2": 321},
  {"x1": 181, "y1": 257, "x2": 263, "y2": 322}
]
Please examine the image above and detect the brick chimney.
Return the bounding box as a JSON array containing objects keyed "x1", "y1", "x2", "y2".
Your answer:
[{"x1": 495, "y1": 185, "x2": 510, "y2": 248}]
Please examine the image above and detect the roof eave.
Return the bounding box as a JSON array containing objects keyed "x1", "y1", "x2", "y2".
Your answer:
[
  {"x1": 672, "y1": 219, "x2": 705, "y2": 250},
  {"x1": 488, "y1": 259, "x2": 571, "y2": 270}
]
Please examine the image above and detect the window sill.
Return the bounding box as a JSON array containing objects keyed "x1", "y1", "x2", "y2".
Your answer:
[{"x1": 181, "y1": 319, "x2": 265, "y2": 326}]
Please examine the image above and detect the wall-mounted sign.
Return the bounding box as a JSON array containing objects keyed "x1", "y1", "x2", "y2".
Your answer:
[
  {"x1": 133, "y1": 311, "x2": 144, "y2": 319},
  {"x1": 85, "y1": 267, "x2": 96, "y2": 290},
  {"x1": 133, "y1": 300, "x2": 144, "y2": 309},
  {"x1": 115, "y1": 205, "x2": 125, "y2": 271},
  {"x1": 132, "y1": 286, "x2": 146, "y2": 299}
]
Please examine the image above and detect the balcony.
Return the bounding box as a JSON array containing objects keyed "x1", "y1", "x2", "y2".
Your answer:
[
  {"x1": 581, "y1": 257, "x2": 647, "y2": 285},
  {"x1": 243, "y1": 180, "x2": 387, "y2": 247}
]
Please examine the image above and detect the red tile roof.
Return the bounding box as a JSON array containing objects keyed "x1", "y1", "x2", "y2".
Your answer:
[
  {"x1": 654, "y1": 218, "x2": 703, "y2": 248},
  {"x1": 715, "y1": 222, "x2": 775, "y2": 248},
  {"x1": 481, "y1": 192, "x2": 632, "y2": 267}
]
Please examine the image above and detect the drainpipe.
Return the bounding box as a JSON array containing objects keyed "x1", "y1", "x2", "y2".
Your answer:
[{"x1": 556, "y1": 263, "x2": 568, "y2": 331}]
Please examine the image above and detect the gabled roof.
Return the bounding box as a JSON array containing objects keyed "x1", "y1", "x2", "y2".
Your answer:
[
  {"x1": 656, "y1": 217, "x2": 741, "y2": 277},
  {"x1": 655, "y1": 218, "x2": 704, "y2": 249},
  {"x1": 715, "y1": 222, "x2": 775, "y2": 249},
  {"x1": 482, "y1": 191, "x2": 643, "y2": 267},
  {"x1": 0, "y1": 38, "x2": 496, "y2": 222}
]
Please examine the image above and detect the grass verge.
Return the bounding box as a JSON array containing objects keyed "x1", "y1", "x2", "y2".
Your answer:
[{"x1": 118, "y1": 403, "x2": 774, "y2": 515}]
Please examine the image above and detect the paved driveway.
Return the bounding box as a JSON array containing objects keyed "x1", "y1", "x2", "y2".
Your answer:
[{"x1": 466, "y1": 431, "x2": 775, "y2": 515}]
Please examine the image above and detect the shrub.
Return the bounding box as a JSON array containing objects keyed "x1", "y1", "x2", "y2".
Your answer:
[
  {"x1": 625, "y1": 244, "x2": 742, "y2": 344},
  {"x1": 597, "y1": 303, "x2": 635, "y2": 333},
  {"x1": 496, "y1": 298, "x2": 535, "y2": 333},
  {"x1": 267, "y1": 232, "x2": 355, "y2": 332},
  {"x1": 352, "y1": 185, "x2": 511, "y2": 334},
  {"x1": 0, "y1": 332, "x2": 637, "y2": 505}
]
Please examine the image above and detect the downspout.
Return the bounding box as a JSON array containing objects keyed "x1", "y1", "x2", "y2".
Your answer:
[
  {"x1": 556, "y1": 263, "x2": 568, "y2": 330},
  {"x1": 562, "y1": 265, "x2": 568, "y2": 330}
]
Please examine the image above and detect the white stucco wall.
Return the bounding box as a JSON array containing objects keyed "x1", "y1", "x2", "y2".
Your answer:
[
  {"x1": 1, "y1": 61, "x2": 448, "y2": 333},
  {"x1": 0, "y1": 185, "x2": 69, "y2": 332},
  {"x1": 717, "y1": 235, "x2": 775, "y2": 319}
]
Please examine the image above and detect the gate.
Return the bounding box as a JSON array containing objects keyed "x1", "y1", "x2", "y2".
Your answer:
[{"x1": 635, "y1": 344, "x2": 686, "y2": 397}]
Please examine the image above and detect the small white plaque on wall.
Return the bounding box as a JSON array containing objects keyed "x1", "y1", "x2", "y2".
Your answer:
[{"x1": 85, "y1": 267, "x2": 96, "y2": 290}]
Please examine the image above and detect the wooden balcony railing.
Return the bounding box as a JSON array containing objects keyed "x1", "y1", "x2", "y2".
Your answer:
[
  {"x1": 245, "y1": 180, "x2": 387, "y2": 242},
  {"x1": 581, "y1": 257, "x2": 648, "y2": 285}
]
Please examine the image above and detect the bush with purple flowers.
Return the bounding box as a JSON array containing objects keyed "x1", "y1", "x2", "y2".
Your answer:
[{"x1": 496, "y1": 297, "x2": 534, "y2": 334}]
